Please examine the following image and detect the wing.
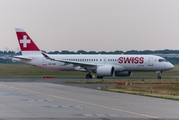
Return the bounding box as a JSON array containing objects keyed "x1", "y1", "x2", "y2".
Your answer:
[
  {"x1": 41, "y1": 52, "x2": 126, "y2": 72},
  {"x1": 41, "y1": 52, "x2": 97, "y2": 70}
]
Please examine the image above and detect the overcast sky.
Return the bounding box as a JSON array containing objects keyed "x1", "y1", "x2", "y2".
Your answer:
[{"x1": 0, "y1": 0, "x2": 179, "y2": 52}]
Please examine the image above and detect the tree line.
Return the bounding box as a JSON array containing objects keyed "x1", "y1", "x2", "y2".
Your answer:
[
  {"x1": 46, "y1": 49, "x2": 179, "y2": 54},
  {"x1": 1, "y1": 49, "x2": 179, "y2": 55},
  {"x1": 1, "y1": 49, "x2": 179, "y2": 64}
]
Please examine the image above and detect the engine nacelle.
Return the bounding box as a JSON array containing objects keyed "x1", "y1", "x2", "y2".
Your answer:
[
  {"x1": 96, "y1": 66, "x2": 114, "y2": 77},
  {"x1": 115, "y1": 71, "x2": 132, "y2": 77}
]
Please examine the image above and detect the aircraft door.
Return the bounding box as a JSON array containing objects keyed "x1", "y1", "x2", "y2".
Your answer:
[
  {"x1": 42, "y1": 57, "x2": 47, "y2": 66},
  {"x1": 148, "y1": 57, "x2": 153, "y2": 66}
]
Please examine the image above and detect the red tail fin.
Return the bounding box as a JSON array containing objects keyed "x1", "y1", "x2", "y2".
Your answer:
[{"x1": 15, "y1": 28, "x2": 40, "y2": 51}]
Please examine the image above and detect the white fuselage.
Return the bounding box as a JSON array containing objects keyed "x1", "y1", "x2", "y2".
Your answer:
[{"x1": 12, "y1": 54, "x2": 174, "y2": 72}]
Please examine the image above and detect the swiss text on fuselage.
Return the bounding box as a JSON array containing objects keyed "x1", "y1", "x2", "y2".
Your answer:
[{"x1": 119, "y1": 57, "x2": 144, "y2": 64}]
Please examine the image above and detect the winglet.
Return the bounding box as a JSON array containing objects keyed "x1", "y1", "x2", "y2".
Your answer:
[{"x1": 42, "y1": 52, "x2": 55, "y2": 60}]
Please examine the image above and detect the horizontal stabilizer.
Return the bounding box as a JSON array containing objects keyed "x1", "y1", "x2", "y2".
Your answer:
[{"x1": 10, "y1": 56, "x2": 32, "y2": 60}]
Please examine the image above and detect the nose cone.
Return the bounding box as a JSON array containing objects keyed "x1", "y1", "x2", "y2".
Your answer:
[{"x1": 167, "y1": 63, "x2": 174, "y2": 70}]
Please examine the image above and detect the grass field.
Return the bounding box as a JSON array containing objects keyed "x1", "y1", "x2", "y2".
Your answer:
[
  {"x1": 0, "y1": 63, "x2": 178, "y2": 78},
  {"x1": 65, "y1": 76, "x2": 179, "y2": 100},
  {"x1": 0, "y1": 64, "x2": 87, "y2": 76},
  {"x1": 66, "y1": 79, "x2": 179, "y2": 84},
  {"x1": 101, "y1": 84, "x2": 179, "y2": 101},
  {"x1": 67, "y1": 79, "x2": 179, "y2": 100}
]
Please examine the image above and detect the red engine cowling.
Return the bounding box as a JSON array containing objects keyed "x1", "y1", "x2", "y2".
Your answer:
[
  {"x1": 96, "y1": 66, "x2": 114, "y2": 77},
  {"x1": 115, "y1": 71, "x2": 132, "y2": 77}
]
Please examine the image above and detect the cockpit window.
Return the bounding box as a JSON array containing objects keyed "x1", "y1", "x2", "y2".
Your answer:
[{"x1": 158, "y1": 59, "x2": 168, "y2": 62}]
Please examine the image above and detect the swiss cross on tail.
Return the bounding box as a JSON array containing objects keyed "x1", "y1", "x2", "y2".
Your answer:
[
  {"x1": 15, "y1": 28, "x2": 40, "y2": 51},
  {"x1": 20, "y1": 35, "x2": 31, "y2": 48}
]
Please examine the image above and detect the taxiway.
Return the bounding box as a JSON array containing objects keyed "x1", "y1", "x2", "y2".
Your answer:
[{"x1": 0, "y1": 78, "x2": 178, "y2": 120}]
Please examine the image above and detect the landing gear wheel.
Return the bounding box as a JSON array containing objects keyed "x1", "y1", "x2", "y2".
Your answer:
[
  {"x1": 97, "y1": 76, "x2": 103, "y2": 79},
  {"x1": 86, "y1": 74, "x2": 92, "y2": 79},
  {"x1": 157, "y1": 76, "x2": 161, "y2": 79},
  {"x1": 156, "y1": 71, "x2": 162, "y2": 79}
]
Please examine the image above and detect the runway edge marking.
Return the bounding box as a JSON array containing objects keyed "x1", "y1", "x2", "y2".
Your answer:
[{"x1": 0, "y1": 84, "x2": 167, "y2": 120}]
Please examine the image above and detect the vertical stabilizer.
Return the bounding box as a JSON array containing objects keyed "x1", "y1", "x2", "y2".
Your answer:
[{"x1": 15, "y1": 28, "x2": 41, "y2": 55}]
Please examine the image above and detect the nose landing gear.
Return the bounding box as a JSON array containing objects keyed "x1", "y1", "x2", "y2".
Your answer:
[
  {"x1": 157, "y1": 76, "x2": 161, "y2": 79},
  {"x1": 156, "y1": 71, "x2": 162, "y2": 79}
]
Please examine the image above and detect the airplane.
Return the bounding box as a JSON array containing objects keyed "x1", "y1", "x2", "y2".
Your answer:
[{"x1": 11, "y1": 28, "x2": 174, "y2": 79}]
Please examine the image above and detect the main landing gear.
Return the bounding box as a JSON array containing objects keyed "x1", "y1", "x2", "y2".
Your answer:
[
  {"x1": 97, "y1": 76, "x2": 103, "y2": 79},
  {"x1": 86, "y1": 73, "x2": 92, "y2": 79},
  {"x1": 85, "y1": 73, "x2": 103, "y2": 79},
  {"x1": 156, "y1": 71, "x2": 162, "y2": 79}
]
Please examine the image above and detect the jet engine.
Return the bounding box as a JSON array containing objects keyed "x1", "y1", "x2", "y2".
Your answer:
[
  {"x1": 96, "y1": 66, "x2": 114, "y2": 77},
  {"x1": 115, "y1": 71, "x2": 132, "y2": 77}
]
